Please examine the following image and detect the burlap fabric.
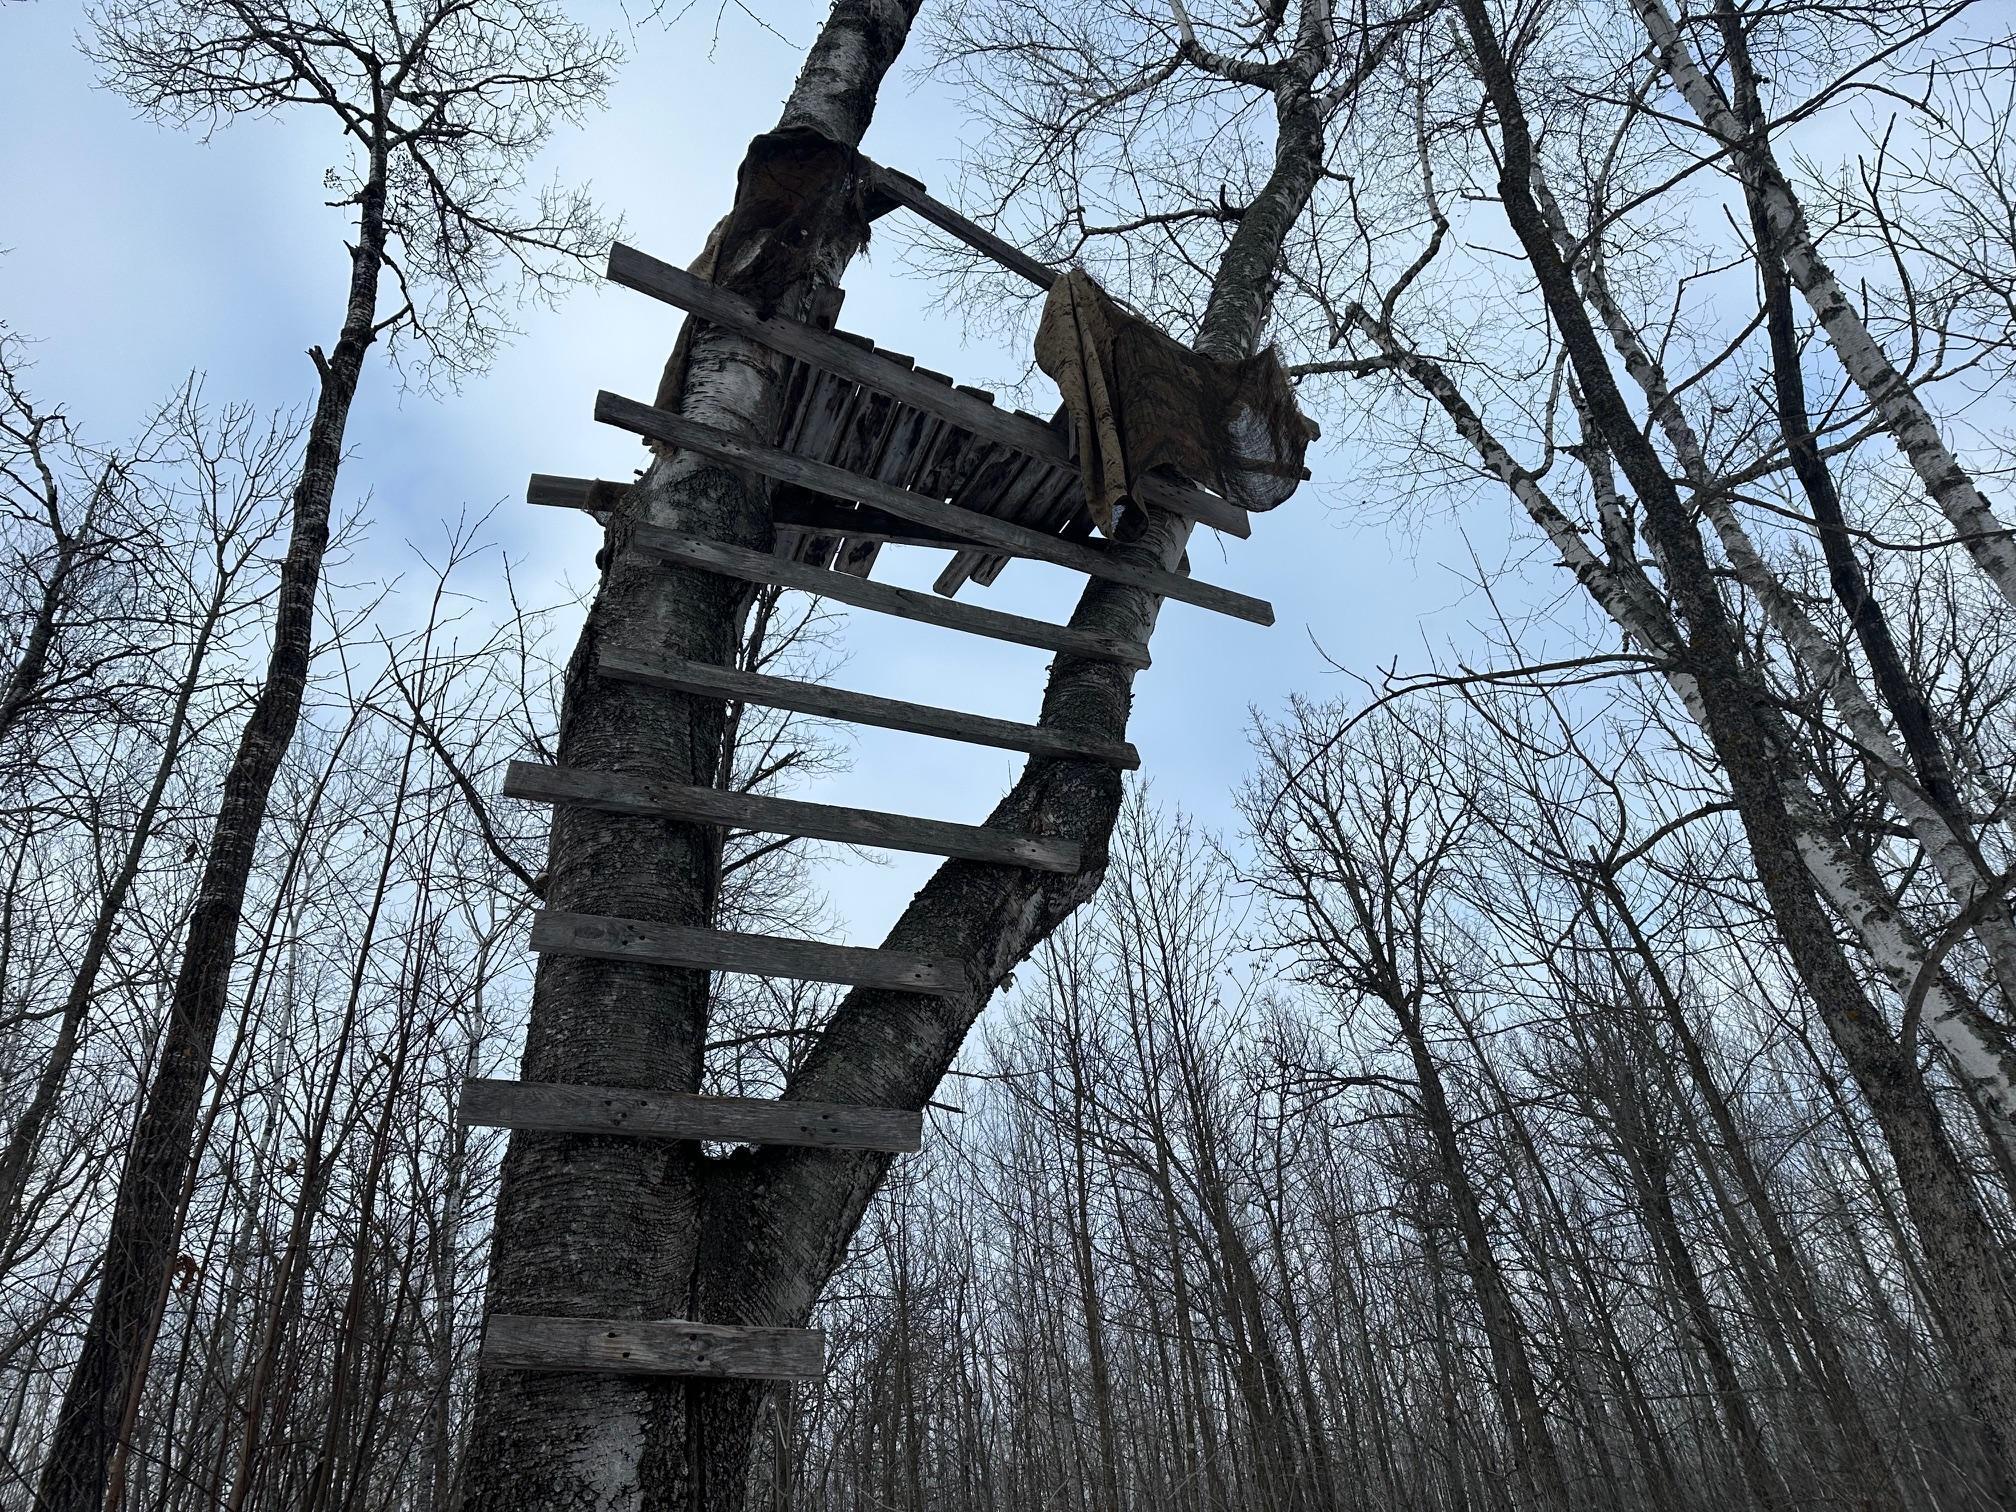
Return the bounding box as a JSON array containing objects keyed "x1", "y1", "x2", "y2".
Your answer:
[
  {"x1": 1034, "y1": 269, "x2": 1312, "y2": 534},
  {"x1": 654, "y1": 125, "x2": 872, "y2": 413}
]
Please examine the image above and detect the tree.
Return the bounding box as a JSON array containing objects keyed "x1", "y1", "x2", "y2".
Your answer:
[
  {"x1": 459, "y1": 0, "x2": 1422, "y2": 1500},
  {"x1": 1308, "y1": 0, "x2": 2016, "y2": 1487},
  {"x1": 36, "y1": 5, "x2": 618, "y2": 1507}
]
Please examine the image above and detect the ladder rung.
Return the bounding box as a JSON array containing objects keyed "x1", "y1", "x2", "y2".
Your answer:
[
  {"x1": 595, "y1": 391, "x2": 1275, "y2": 626},
  {"x1": 483, "y1": 1315, "x2": 824, "y2": 1379},
  {"x1": 631, "y1": 524, "x2": 1149, "y2": 668},
  {"x1": 459, "y1": 1078, "x2": 923, "y2": 1152},
  {"x1": 520, "y1": 491, "x2": 1153, "y2": 669},
  {"x1": 598, "y1": 652, "x2": 1140, "y2": 770},
  {"x1": 503, "y1": 761, "x2": 1082, "y2": 873},
  {"x1": 528, "y1": 473, "x2": 609, "y2": 510},
  {"x1": 530, "y1": 909, "x2": 963, "y2": 997}
]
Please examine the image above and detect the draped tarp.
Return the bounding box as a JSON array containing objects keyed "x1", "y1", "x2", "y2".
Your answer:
[{"x1": 1034, "y1": 269, "x2": 1313, "y2": 534}]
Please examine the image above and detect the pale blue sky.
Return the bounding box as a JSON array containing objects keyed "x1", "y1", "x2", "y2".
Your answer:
[{"x1": 0, "y1": 0, "x2": 1529, "y2": 943}]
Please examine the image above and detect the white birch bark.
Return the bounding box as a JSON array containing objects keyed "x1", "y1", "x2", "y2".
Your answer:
[
  {"x1": 1629, "y1": 0, "x2": 2016, "y2": 608},
  {"x1": 1533, "y1": 173, "x2": 2016, "y2": 1034},
  {"x1": 1351, "y1": 304, "x2": 2016, "y2": 1154}
]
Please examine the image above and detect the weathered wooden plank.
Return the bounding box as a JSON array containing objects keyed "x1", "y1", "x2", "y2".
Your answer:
[
  {"x1": 604, "y1": 244, "x2": 1252, "y2": 538},
  {"x1": 528, "y1": 473, "x2": 604, "y2": 509},
  {"x1": 773, "y1": 496, "x2": 968, "y2": 549},
  {"x1": 832, "y1": 538, "x2": 881, "y2": 578},
  {"x1": 599, "y1": 650, "x2": 1142, "y2": 769},
  {"x1": 503, "y1": 760, "x2": 1083, "y2": 872},
  {"x1": 459, "y1": 1078, "x2": 924, "y2": 1152},
  {"x1": 938, "y1": 450, "x2": 1052, "y2": 596},
  {"x1": 531, "y1": 909, "x2": 965, "y2": 995},
  {"x1": 628, "y1": 525, "x2": 1150, "y2": 667},
  {"x1": 980, "y1": 465, "x2": 1085, "y2": 586},
  {"x1": 527, "y1": 471, "x2": 973, "y2": 551},
  {"x1": 483, "y1": 1315, "x2": 825, "y2": 1380},
  {"x1": 862, "y1": 163, "x2": 1060, "y2": 291},
  {"x1": 597, "y1": 392, "x2": 1274, "y2": 626}
]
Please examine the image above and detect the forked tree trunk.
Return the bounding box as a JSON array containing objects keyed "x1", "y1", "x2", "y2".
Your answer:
[
  {"x1": 673, "y1": 74, "x2": 1333, "y2": 1509},
  {"x1": 460, "y1": 7, "x2": 1338, "y2": 1500},
  {"x1": 454, "y1": 4, "x2": 923, "y2": 1506},
  {"x1": 36, "y1": 155, "x2": 389, "y2": 1512}
]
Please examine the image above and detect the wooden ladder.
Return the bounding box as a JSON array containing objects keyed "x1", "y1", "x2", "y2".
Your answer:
[{"x1": 471, "y1": 160, "x2": 1275, "y2": 1380}]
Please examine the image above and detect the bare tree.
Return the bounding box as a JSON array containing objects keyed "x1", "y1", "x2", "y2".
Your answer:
[{"x1": 36, "y1": 5, "x2": 618, "y2": 1506}]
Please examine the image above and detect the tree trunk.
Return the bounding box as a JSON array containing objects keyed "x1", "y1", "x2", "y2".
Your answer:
[
  {"x1": 453, "y1": 4, "x2": 922, "y2": 1507},
  {"x1": 461, "y1": 8, "x2": 1339, "y2": 1507},
  {"x1": 0, "y1": 558, "x2": 238, "y2": 1246},
  {"x1": 1452, "y1": 3, "x2": 2016, "y2": 1493},
  {"x1": 1628, "y1": 0, "x2": 2016, "y2": 608},
  {"x1": 1398, "y1": 1001, "x2": 1571, "y2": 1512},
  {"x1": 35, "y1": 153, "x2": 388, "y2": 1512}
]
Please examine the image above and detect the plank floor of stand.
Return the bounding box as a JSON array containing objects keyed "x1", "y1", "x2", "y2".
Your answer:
[{"x1": 489, "y1": 160, "x2": 1299, "y2": 1381}]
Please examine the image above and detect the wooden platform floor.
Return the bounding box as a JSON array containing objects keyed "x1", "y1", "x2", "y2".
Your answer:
[{"x1": 766, "y1": 335, "x2": 1088, "y2": 595}]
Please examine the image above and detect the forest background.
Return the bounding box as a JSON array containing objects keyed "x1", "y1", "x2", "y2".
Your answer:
[{"x1": 4, "y1": 0, "x2": 2015, "y2": 1509}]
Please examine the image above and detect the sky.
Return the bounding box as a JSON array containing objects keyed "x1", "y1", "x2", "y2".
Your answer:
[{"x1": 0, "y1": 0, "x2": 1527, "y2": 947}]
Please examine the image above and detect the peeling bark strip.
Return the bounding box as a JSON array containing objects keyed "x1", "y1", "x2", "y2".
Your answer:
[{"x1": 1631, "y1": 0, "x2": 2016, "y2": 607}]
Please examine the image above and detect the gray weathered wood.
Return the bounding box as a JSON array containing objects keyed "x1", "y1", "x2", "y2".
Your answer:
[
  {"x1": 774, "y1": 496, "x2": 968, "y2": 549},
  {"x1": 503, "y1": 760, "x2": 1082, "y2": 872},
  {"x1": 531, "y1": 909, "x2": 965, "y2": 995},
  {"x1": 527, "y1": 473, "x2": 605, "y2": 509},
  {"x1": 603, "y1": 243, "x2": 1253, "y2": 538},
  {"x1": 483, "y1": 1315, "x2": 825, "y2": 1380},
  {"x1": 459, "y1": 1077, "x2": 924, "y2": 1151},
  {"x1": 599, "y1": 650, "x2": 1142, "y2": 769},
  {"x1": 597, "y1": 391, "x2": 1274, "y2": 626},
  {"x1": 629, "y1": 525, "x2": 1150, "y2": 667},
  {"x1": 864, "y1": 163, "x2": 1059, "y2": 290}
]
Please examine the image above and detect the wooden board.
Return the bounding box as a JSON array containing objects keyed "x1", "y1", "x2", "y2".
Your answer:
[
  {"x1": 597, "y1": 392, "x2": 1274, "y2": 626},
  {"x1": 635, "y1": 525, "x2": 1147, "y2": 665},
  {"x1": 503, "y1": 760, "x2": 1082, "y2": 873},
  {"x1": 863, "y1": 162, "x2": 1059, "y2": 290},
  {"x1": 599, "y1": 650, "x2": 1142, "y2": 769},
  {"x1": 460, "y1": 1078, "x2": 924, "y2": 1152},
  {"x1": 484, "y1": 1315, "x2": 824, "y2": 1380},
  {"x1": 531, "y1": 909, "x2": 964, "y2": 996},
  {"x1": 603, "y1": 243, "x2": 1253, "y2": 539}
]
